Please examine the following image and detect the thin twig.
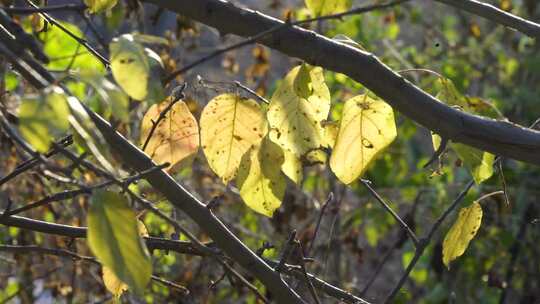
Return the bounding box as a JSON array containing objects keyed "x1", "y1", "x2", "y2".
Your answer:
[
  {"x1": 498, "y1": 202, "x2": 533, "y2": 304},
  {"x1": 423, "y1": 137, "x2": 448, "y2": 168},
  {"x1": 360, "y1": 179, "x2": 420, "y2": 247},
  {"x1": 476, "y1": 191, "x2": 504, "y2": 203},
  {"x1": 0, "y1": 135, "x2": 72, "y2": 187},
  {"x1": 0, "y1": 244, "x2": 190, "y2": 294},
  {"x1": 219, "y1": 261, "x2": 269, "y2": 304},
  {"x1": 497, "y1": 161, "x2": 510, "y2": 205},
  {"x1": 275, "y1": 230, "x2": 297, "y2": 272},
  {"x1": 384, "y1": 179, "x2": 475, "y2": 303},
  {"x1": 306, "y1": 192, "x2": 333, "y2": 256},
  {"x1": 196, "y1": 77, "x2": 269, "y2": 104},
  {"x1": 2, "y1": 188, "x2": 92, "y2": 217},
  {"x1": 132, "y1": 194, "x2": 220, "y2": 257},
  {"x1": 294, "y1": 240, "x2": 321, "y2": 304},
  {"x1": 150, "y1": 275, "x2": 190, "y2": 294}
]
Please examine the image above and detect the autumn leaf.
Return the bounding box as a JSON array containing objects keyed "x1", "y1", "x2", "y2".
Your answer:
[
  {"x1": 281, "y1": 148, "x2": 303, "y2": 184},
  {"x1": 18, "y1": 87, "x2": 70, "y2": 153},
  {"x1": 101, "y1": 220, "x2": 149, "y2": 298},
  {"x1": 267, "y1": 64, "x2": 330, "y2": 157},
  {"x1": 237, "y1": 138, "x2": 286, "y2": 217},
  {"x1": 140, "y1": 100, "x2": 199, "y2": 171},
  {"x1": 442, "y1": 202, "x2": 483, "y2": 268},
  {"x1": 434, "y1": 77, "x2": 495, "y2": 184},
  {"x1": 110, "y1": 34, "x2": 150, "y2": 101},
  {"x1": 305, "y1": 0, "x2": 352, "y2": 17},
  {"x1": 330, "y1": 94, "x2": 396, "y2": 184},
  {"x1": 102, "y1": 267, "x2": 128, "y2": 299},
  {"x1": 200, "y1": 94, "x2": 268, "y2": 183},
  {"x1": 321, "y1": 121, "x2": 339, "y2": 148},
  {"x1": 87, "y1": 190, "x2": 152, "y2": 295},
  {"x1": 452, "y1": 144, "x2": 495, "y2": 184}
]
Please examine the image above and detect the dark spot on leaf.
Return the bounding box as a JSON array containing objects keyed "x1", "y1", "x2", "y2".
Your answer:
[{"x1": 362, "y1": 139, "x2": 374, "y2": 148}]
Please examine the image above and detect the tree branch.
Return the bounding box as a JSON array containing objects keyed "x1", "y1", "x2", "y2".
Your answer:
[
  {"x1": 434, "y1": 0, "x2": 540, "y2": 39},
  {"x1": 0, "y1": 214, "x2": 369, "y2": 303},
  {"x1": 0, "y1": 214, "x2": 208, "y2": 256},
  {"x1": 143, "y1": 0, "x2": 540, "y2": 165}
]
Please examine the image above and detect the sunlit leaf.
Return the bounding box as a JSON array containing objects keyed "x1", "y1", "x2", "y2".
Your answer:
[
  {"x1": 237, "y1": 138, "x2": 286, "y2": 217},
  {"x1": 101, "y1": 220, "x2": 148, "y2": 298},
  {"x1": 305, "y1": 0, "x2": 352, "y2": 16},
  {"x1": 442, "y1": 201, "x2": 483, "y2": 268},
  {"x1": 102, "y1": 267, "x2": 128, "y2": 298},
  {"x1": 452, "y1": 144, "x2": 495, "y2": 184},
  {"x1": 84, "y1": 0, "x2": 118, "y2": 13},
  {"x1": 18, "y1": 87, "x2": 70, "y2": 152},
  {"x1": 87, "y1": 190, "x2": 152, "y2": 295},
  {"x1": 268, "y1": 64, "x2": 330, "y2": 157},
  {"x1": 281, "y1": 148, "x2": 303, "y2": 184},
  {"x1": 330, "y1": 94, "x2": 396, "y2": 184},
  {"x1": 140, "y1": 100, "x2": 199, "y2": 171},
  {"x1": 304, "y1": 148, "x2": 327, "y2": 165},
  {"x1": 435, "y1": 77, "x2": 495, "y2": 184},
  {"x1": 321, "y1": 121, "x2": 339, "y2": 148},
  {"x1": 293, "y1": 63, "x2": 315, "y2": 99},
  {"x1": 110, "y1": 34, "x2": 150, "y2": 101},
  {"x1": 200, "y1": 94, "x2": 267, "y2": 183},
  {"x1": 144, "y1": 48, "x2": 166, "y2": 104},
  {"x1": 40, "y1": 21, "x2": 104, "y2": 72}
]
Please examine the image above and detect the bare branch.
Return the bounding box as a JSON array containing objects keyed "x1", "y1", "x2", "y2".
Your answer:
[
  {"x1": 434, "y1": 0, "x2": 540, "y2": 39},
  {"x1": 360, "y1": 179, "x2": 419, "y2": 247},
  {"x1": 384, "y1": 179, "x2": 475, "y2": 303},
  {"x1": 0, "y1": 214, "x2": 209, "y2": 256}
]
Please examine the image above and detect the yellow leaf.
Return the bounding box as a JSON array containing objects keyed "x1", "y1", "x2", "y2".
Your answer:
[
  {"x1": 452, "y1": 144, "x2": 494, "y2": 184},
  {"x1": 304, "y1": 149, "x2": 327, "y2": 166},
  {"x1": 84, "y1": 0, "x2": 118, "y2": 13},
  {"x1": 434, "y1": 78, "x2": 495, "y2": 184},
  {"x1": 101, "y1": 218, "x2": 148, "y2": 298},
  {"x1": 305, "y1": 0, "x2": 352, "y2": 16},
  {"x1": 442, "y1": 202, "x2": 483, "y2": 268},
  {"x1": 137, "y1": 220, "x2": 149, "y2": 237},
  {"x1": 330, "y1": 94, "x2": 396, "y2": 184},
  {"x1": 281, "y1": 148, "x2": 303, "y2": 184},
  {"x1": 87, "y1": 191, "x2": 152, "y2": 295},
  {"x1": 200, "y1": 94, "x2": 267, "y2": 183},
  {"x1": 102, "y1": 267, "x2": 128, "y2": 298},
  {"x1": 267, "y1": 64, "x2": 330, "y2": 157},
  {"x1": 140, "y1": 100, "x2": 199, "y2": 171},
  {"x1": 237, "y1": 138, "x2": 286, "y2": 217},
  {"x1": 321, "y1": 121, "x2": 339, "y2": 148},
  {"x1": 110, "y1": 34, "x2": 150, "y2": 101}
]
